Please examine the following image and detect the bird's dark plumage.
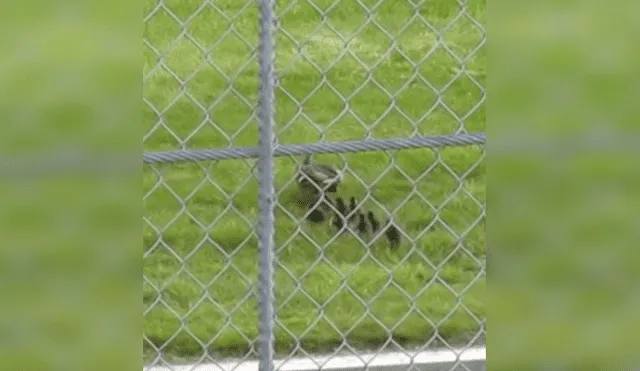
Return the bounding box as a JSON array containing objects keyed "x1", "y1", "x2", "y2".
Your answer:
[
  {"x1": 331, "y1": 197, "x2": 347, "y2": 232},
  {"x1": 384, "y1": 221, "x2": 401, "y2": 248},
  {"x1": 325, "y1": 183, "x2": 338, "y2": 193},
  {"x1": 297, "y1": 174, "x2": 322, "y2": 196},
  {"x1": 306, "y1": 207, "x2": 326, "y2": 223}
]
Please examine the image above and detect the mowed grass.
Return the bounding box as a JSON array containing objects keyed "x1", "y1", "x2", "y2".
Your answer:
[{"x1": 143, "y1": 0, "x2": 486, "y2": 362}]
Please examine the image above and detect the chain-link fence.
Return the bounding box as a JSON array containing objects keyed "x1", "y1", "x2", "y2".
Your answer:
[{"x1": 143, "y1": 0, "x2": 486, "y2": 370}]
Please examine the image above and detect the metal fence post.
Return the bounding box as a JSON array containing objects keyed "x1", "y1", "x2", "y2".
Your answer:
[{"x1": 257, "y1": 0, "x2": 277, "y2": 370}]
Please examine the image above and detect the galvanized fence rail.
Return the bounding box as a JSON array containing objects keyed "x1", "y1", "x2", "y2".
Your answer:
[{"x1": 143, "y1": 0, "x2": 486, "y2": 370}]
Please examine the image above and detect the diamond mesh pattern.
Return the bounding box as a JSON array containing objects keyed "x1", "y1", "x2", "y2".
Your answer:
[{"x1": 144, "y1": 0, "x2": 485, "y2": 369}]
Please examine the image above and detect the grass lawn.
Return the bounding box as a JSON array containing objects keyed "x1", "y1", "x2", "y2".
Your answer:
[{"x1": 143, "y1": 0, "x2": 486, "y2": 363}]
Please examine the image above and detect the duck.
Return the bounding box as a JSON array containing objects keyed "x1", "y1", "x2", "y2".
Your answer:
[
  {"x1": 297, "y1": 154, "x2": 342, "y2": 195},
  {"x1": 330, "y1": 196, "x2": 348, "y2": 232}
]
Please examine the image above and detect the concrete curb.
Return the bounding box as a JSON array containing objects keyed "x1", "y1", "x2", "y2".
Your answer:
[{"x1": 144, "y1": 346, "x2": 486, "y2": 371}]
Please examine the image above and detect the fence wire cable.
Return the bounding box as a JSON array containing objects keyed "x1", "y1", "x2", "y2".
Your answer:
[
  {"x1": 0, "y1": 133, "x2": 485, "y2": 178},
  {"x1": 143, "y1": 132, "x2": 486, "y2": 164},
  {"x1": 257, "y1": 0, "x2": 276, "y2": 370}
]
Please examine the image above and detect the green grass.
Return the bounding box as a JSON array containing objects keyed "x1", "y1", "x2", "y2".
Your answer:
[{"x1": 143, "y1": 0, "x2": 486, "y2": 362}]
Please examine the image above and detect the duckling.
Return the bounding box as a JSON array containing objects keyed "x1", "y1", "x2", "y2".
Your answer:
[
  {"x1": 356, "y1": 211, "x2": 368, "y2": 236},
  {"x1": 359, "y1": 210, "x2": 382, "y2": 245},
  {"x1": 330, "y1": 196, "x2": 348, "y2": 232},
  {"x1": 384, "y1": 220, "x2": 401, "y2": 249},
  {"x1": 335, "y1": 196, "x2": 348, "y2": 216},
  {"x1": 297, "y1": 155, "x2": 342, "y2": 195},
  {"x1": 367, "y1": 211, "x2": 380, "y2": 235},
  {"x1": 326, "y1": 195, "x2": 358, "y2": 236},
  {"x1": 347, "y1": 197, "x2": 357, "y2": 224}
]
